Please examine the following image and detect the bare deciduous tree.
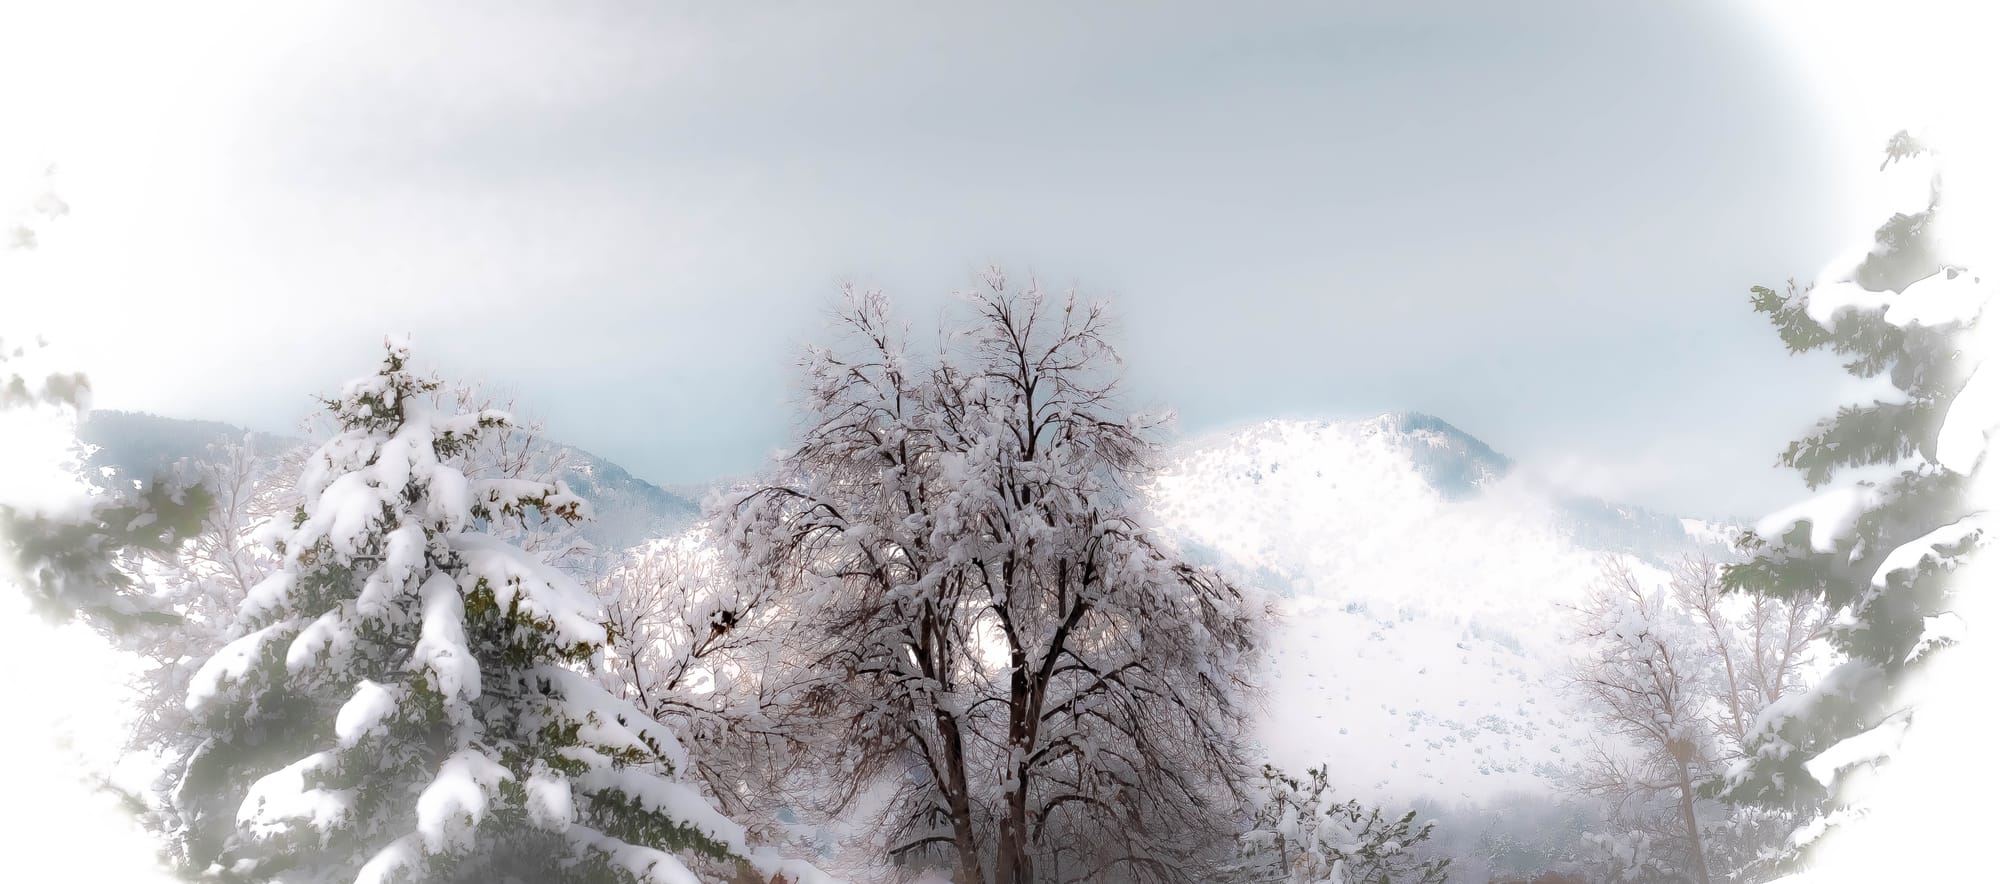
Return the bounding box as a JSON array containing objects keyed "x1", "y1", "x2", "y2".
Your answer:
[
  {"x1": 124, "y1": 436, "x2": 290, "y2": 753},
  {"x1": 591, "y1": 531, "x2": 815, "y2": 840},
  {"x1": 1566, "y1": 557, "x2": 1828, "y2": 884},
  {"x1": 1568, "y1": 558, "x2": 1718, "y2": 884},
  {"x1": 1667, "y1": 557, "x2": 1827, "y2": 754},
  {"x1": 722, "y1": 272, "x2": 1268, "y2": 884}
]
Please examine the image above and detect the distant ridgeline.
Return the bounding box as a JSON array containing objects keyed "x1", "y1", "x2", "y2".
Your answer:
[
  {"x1": 77, "y1": 408, "x2": 1722, "y2": 568},
  {"x1": 75, "y1": 409, "x2": 294, "y2": 479},
  {"x1": 76, "y1": 409, "x2": 700, "y2": 555},
  {"x1": 1166, "y1": 412, "x2": 1734, "y2": 572},
  {"x1": 1396, "y1": 411, "x2": 1737, "y2": 563},
  {"x1": 1386, "y1": 412, "x2": 1513, "y2": 501}
]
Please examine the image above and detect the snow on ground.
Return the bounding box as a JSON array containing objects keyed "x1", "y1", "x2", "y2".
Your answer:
[{"x1": 1147, "y1": 415, "x2": 1710, "y2": 809}]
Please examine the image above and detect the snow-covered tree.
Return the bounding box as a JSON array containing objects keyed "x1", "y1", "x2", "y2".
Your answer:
[
  {"x1": 1717, "y1": 131, "x2": 1992, "y2": 871},
  {"x1": 427, "y1": 382, "x2": 599, "y2": 578},
  {"x1": 1567, "y1": 560, "x2": 1724, "y2": 884},
  {"x1": 721, "y1": 273, "x2": 1267, "y2": 884},
  {"x1": 123, "y1": 435, "x2": 292, "y2": 755},
  {"x1": 592, "y1": 531, "x2": 811, "y2": 839},
  {"x1": 80, "y1": 377, "x2": 602, "y2": 856},
  {"x1": 1666, "y1": 558, "x2": 1825, "y2": 758},
  {"x1": 0, "y1": 182, "x2": 181, "y2": 632},
  {"x1": 1564, "y1": 557, "x2": 1825, "y2": 883},
  {"x1": 171, "y1": 338, "x2": 823, "y2": 884},
  {"x1": 1231, "y1": 764, "x2": 1450, "y2": 884}
]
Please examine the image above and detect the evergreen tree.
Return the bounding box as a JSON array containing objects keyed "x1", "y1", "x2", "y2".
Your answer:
[
  {"x1": 1718, "y1": 132, "x2": 1991, "y2": 871},
  {"x1": 172, "y1": 339, "x2": 818, "y2": 884}
]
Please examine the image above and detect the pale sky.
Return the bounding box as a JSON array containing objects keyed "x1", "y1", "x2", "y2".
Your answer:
[{"x1": 1, "y1": 0, "x2": 1893, "y2": 519}]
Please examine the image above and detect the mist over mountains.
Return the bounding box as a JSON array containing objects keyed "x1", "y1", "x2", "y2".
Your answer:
[
  {"x1": 1146, "y1": 413, "x2": 1730, "y2": 801},
  {"x1": 1142, "y1": 413, "x2": 1736, "y2": 878}
]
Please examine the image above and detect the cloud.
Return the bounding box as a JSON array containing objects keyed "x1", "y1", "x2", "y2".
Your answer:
[{"x1": 1521, "y1": 437, "x2": 1792, "y2": 521}]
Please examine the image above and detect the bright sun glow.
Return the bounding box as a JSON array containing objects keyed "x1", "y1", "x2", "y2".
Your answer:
[{"x1": 0, "y1": 344, "x2": 173, "y2": 876}]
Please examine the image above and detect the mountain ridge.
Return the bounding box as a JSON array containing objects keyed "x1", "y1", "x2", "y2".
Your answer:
[{"x1": 75, "y1": 409, "x2": 701, "y2": 554}]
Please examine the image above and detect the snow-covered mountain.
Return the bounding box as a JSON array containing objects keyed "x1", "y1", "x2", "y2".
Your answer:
[
  {"x1": 1145, "y1": 413, "x2": 1732, "y2": 813},
  {"x1": 75, "y1": 410, "x2": 700, "y2": 554},
  {"x1": 548, "y1": 445, "x2": 702, "y2": 552}
]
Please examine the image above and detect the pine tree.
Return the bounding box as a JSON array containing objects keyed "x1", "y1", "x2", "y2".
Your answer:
[
  {"x1": 172, "y1": 339, "x2": 814, "y2": 884},
  {"x1": 1718, "y1": 132, "x2": 1991, "y2": 870}
]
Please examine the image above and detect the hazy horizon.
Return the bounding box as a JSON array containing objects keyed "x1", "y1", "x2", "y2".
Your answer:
[{"x1": 3, "y1": 0, "x2": 1884, "y2": 523}]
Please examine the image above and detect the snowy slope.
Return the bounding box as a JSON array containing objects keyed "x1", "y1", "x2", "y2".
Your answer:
[
  {"x1": 1145, "y1": 414, "x2": 1730, "y2": 809},
  {"x1": 555, "y1": 445, "x2": 702, "y2": 552}
]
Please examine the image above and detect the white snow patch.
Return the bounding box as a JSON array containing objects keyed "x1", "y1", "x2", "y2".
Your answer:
[
  {"x1": 185, "y1": 621, "x2": 292, "y2": 711},
  {"x1": 414, "y1": 748, "x2": 514, "y2": 853},
  {"x1": 1756, "y1": 485, "x2": 1884, "y2": 552},
  {"x1": 1806, "y1": 711, "x2": 1912, "y2": 790},
  {"x1": 355, "y1": 833, "x2": 424, "y2": 884},
  {"x1": 334, "y1": 679, "x2": 399, "y2": 747},
  {"x1": 1887, "y1": 268, "x2": 1989, "y2": 326},
  {"x1": 524, "y1": 766, "x2": 574, "y2": 831},
  {"x1": 1870, "y1": 514, "x2": 1988, "y2": 586},
  {"x1": 412, "y1": 571, "x2": 481, "y2": 702},
  {"x1": 1938, "y1": 361, "x2": 2000, "y2": 474},
  {"x1": 237, "y1": 751, "x2": 353, "y2": 836}
]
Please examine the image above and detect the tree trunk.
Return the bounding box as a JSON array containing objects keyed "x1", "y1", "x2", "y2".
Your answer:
[
  {"x1": 1675, "y1": 764, "x2": 1712, "y2": 884},
  {"x1": 996, "y1": 798, "x2": 1032, "y2": 883},
  {"x1": 994, "y1": 666, "x2": 1035, "y2": 884},
  {"x1": 936, "y1": 714, "x2": 985, "y2": 884},
  {"x1": 951, "y1": 798, "x2": 983, "y2": 884}
]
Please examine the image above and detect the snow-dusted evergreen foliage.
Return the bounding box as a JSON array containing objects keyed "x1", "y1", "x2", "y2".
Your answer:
[
  {"x1": 1232, "y1": 764, "x2": 1450, "y2": 884},
  {"x1": 1719, "y1": 132, "x2": 1993, "y2": 870},
  {"x1": 171, "y1": 339, "x2": 819, "y2": 884},
  {"x1": 421, "y1": 383, "x2": 601, "y2": 578},
  {"x1": 99, "y1": 382, "x2": 611, "y2": 859},
  {"x1": 0, "y1": 335, "x2": 213, "y2": 632},
  {"x1": 722, "y1": 274, "x2": 1267, "y2": 884}
]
